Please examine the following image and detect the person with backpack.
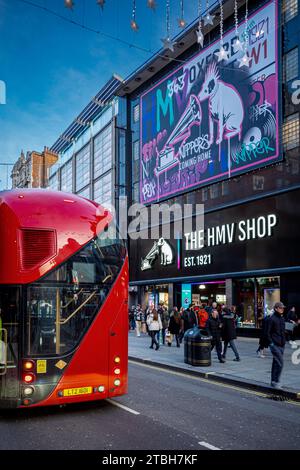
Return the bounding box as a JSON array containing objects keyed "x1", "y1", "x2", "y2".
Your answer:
[
  {"x1": 146, "y1": 306, "x2": 162, "y2": 351},
  {"x1": 196, "y1": 304, "x2": 209, "y2": 329},
  {"x1": 221, "y1": 307, "x2": 241, "y2": 362},
  {"x1": 182, "y1": 304, "x2": 198, "y2": 333},
  {"x1": 206, "y1": 309, "x2": 225, "y2": 363}
]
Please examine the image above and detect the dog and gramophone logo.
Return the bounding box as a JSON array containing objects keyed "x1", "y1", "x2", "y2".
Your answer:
[{"x1": 141, "y1": 238, "x2": 174, "y2": 271}]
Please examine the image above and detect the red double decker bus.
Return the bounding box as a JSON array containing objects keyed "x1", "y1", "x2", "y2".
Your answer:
[{"x1": 0, "y1": 189, "x2": 128, "y2": 408}]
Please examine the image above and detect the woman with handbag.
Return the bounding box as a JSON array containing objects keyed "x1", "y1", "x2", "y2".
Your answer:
[
  {"x1": 146, "y1": 306, "x2": 162, "y2": 351},
  {"x1": 167, "y1": 307, "x2": 181, "y2": 348}
]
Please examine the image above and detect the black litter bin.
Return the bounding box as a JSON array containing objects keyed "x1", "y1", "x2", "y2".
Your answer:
[{"x1": 184, "y1": 327, "x2": 212, "y2": 367}]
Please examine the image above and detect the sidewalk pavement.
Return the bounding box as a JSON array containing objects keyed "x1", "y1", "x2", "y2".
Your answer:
[{"x1": 128, "y1": 331, "x2": 300, "y2": 400}]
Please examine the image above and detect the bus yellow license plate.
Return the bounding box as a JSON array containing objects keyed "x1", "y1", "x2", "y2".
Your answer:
[{"x1": 62, "y1": 387, "x2": 93, "y2": 397}]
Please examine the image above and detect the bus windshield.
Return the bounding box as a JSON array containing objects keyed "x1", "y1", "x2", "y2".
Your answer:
[{"x1": 25, "y1": 224, "x2": 126, "y2": 357}]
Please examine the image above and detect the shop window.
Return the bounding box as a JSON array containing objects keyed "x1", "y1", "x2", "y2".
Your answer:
[
  {"x1": 282, "y1": 113, "x2": 300, "y2": 151},
  {"x1": 283, "y1": 48, "x2": 298, "y2": 83},
  {"x1": 283, "y1": 0, "x2": 298, "y2": 22}
]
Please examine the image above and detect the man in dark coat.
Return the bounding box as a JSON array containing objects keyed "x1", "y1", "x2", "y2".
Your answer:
[
  {"x1": 267, "y1": 301, "x2": 286, "y2": 389},
  {"x1": 221, "y1": 307, "x2": 240, "y2": 361},
  {"x1": 206, "y1": 309, "x2": 225, "y2": 363}
]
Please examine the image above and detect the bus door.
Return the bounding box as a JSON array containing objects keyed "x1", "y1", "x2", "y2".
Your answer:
[{"x1": 0, "y1": 287, "x2": 20, "y2": 402}]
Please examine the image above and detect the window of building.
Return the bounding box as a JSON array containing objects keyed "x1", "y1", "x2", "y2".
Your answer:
[
  {"x1": 77, "y1": 186, "x2": 90, "y2": 199},
  {"x1": 49, "y1": 172, "x2": 59, "y2": 191},
  {"x1": 282, "y1": 113, "x2": 300, "y2": 150},
  {"x1": 283, "y1": 48, "x2": 298, "y2": 82},
  {"x1": 94, "y1": 125, "x2": 112, "y2": 179},
  {"x1": 94, "y1": 172, "x2": 112, "y2": 207},
  {"x1": 133, "y1": 104, "x2": 140, "y2": 123},
  {"x1": 76, "y1": 145, "x2": 90, "y2": 192},
  {"x1": 283, "y1": 0, "x2": 298, "y2": 22},
  {"x1": 132, "y1": 182, "x2": 140, "y2": 204},
  {"x1": 133, "y1": 140, "x2": 139, "y2": 161},
  {"x1": 61, "y1": 159, "x2": 73, "y2": 193}
]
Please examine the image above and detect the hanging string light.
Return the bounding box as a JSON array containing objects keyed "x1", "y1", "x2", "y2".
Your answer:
[
  {"x1": 178, "y1": 0, "x2": 186, "y2": 29},
  {"x1": 203, "y1": 0, "x2": 215, "y2": 26},
  {"x1": 215, "y1": 0, "x2": 229, "y2": 61},
  {"x1": 147, "y1": 0, "x2": 157, "y2": 10},
  {"x1": 161, "y1": 0, "x2": 177, "y2": 52},
  {"x1": 239, "y1": 0, "x2": 251, "y2": 67},
  {"x1": 64, "y1": 0, "x2": 74, "y2": 9},
  {"x1": 131, "y1": 0, "x2": 139, "y2": 31},
  {"x1": 233, "y1": 0, "x2": 244, "y2": 53},
  {"x1": 196, "y1": 0, "x2": 204, "y2": 48},
  {"x1": 96, "y1": 0, "x2": 105, "y2": 10}
]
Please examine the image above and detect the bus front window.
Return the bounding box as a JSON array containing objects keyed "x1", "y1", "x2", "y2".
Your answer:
[{"x1": 26, "y1": 228, "x2": 126, "y2": 357}]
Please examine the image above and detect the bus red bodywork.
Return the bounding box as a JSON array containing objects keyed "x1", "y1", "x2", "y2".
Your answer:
[{"x1": 0, "y1": 189, "x2": 128, "y2": 408}]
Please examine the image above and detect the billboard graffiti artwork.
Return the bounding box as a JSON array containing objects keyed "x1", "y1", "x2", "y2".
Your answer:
[{"x1": 140, "y1": 1, "x2": 280, "y2": 204}]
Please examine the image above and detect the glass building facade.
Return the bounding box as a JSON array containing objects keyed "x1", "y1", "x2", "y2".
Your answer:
[{"x1": 49, "y1": 77, "x2": 128, "y2": 223}]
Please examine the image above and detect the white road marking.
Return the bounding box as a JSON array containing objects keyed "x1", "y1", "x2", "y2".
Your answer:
[
  {"x1": 106, "y1": 399, "x2": 140, "y2": 415},
  {"x1": 199, "y1": 441, "x2": 221, "y2": 451}
]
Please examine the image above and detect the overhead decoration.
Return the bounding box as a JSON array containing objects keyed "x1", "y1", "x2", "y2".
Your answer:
[
  {"x1": 161, "y1": 0, "x2": 176, "y2": 52},
  {"x1": 215, "y1": 0, "x2": 229, "y2": 61},
  {"x1": 96, "y1": 0, "x2": 105, "y2": 11},
  {"x1": 239, "y1": 0, "x2": 250, "y2": 67},
  {"x1": 196, "y1": 0, "x2": 204, "y2": 47},
  {"x1": 64, "y1": 0, "x2": 74, "y2": 9},
  {"x1": 178, "y1": 0, "x2": 186, "y2": 29},
  {"x1": 147, "y1": 0, "x2": 157, "y2": 10},
  {"x1": 233, "y1": 0, "x2": 244, "y2": 53},
  {"x1": 131, "y1": 0, "x2": 139, "y2": 31},
  {"x1": 203, "y1": 0, "x2": 215, "y2": 26}
]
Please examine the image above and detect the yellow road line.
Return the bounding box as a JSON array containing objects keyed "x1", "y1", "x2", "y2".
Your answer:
[{"x1": 129, "y1": 359, "x2": 300, "y2": 406}]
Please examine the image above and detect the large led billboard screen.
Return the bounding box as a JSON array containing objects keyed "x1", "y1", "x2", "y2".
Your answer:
[{"x1": 140, "y1": 1, "x2": 280, "y2": 204}]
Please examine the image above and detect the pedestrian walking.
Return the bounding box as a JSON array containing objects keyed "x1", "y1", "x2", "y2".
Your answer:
[
  {"x1": 196, "y1": 304, "x2": 209, "y2": 329},
  {"x1": 267, "y1": 301, "x2": 286, "y2": 389},
  {"x1": 141, "y1": 308, "x2": 147, "y2": 335},
  {"x1": 286, "y1": 306, "x2": 300, "y2": 342},
  {"x1": 221, "y1": 307, "x2": 241, "y2": 361},
  {"x1": 146, "y1": 306, "x2": 162, "y2": 351},
  {"x1": 157, "y1": 303, "x2": 169, "y2": 345},
  {"x1": 206, "y1": 309, "x2": 225, "y2": 363},
  {"x1": 256, "y1": 314, "x2": 271, "y2": 358},
  {"x1": 167, "y1": 307, "x2": 181, "y2": 347},
  {"x1": 182, "y1": 304, "x2": 198, "y2": 333},
  {"x1": 134, "y1": 304, "x2": 143, "y2": 337}
]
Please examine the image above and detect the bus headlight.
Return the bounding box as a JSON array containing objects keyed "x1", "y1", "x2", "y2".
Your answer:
[
  {"x1": 114, "y1": 379, "x2": 121, "y2": 387},
  {"x1": 23, "y1": 386, "x2": 35, "y2": 397}
]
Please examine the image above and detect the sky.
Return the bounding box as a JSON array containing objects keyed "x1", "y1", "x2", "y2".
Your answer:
[{"x1": 0, "y1": 0, "x2": 216, "y2": 189}]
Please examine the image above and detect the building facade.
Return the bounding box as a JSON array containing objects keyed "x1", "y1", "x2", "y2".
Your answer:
[
  {"x1": 11, "y1": 147, "x2": 58, "y2": 189},
  {"x1": 48, "y1": 75, "x2": 128, "y2": 224},
  {"x1": 117, "y1": 0, "x2": 300, "y2": 335}
]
